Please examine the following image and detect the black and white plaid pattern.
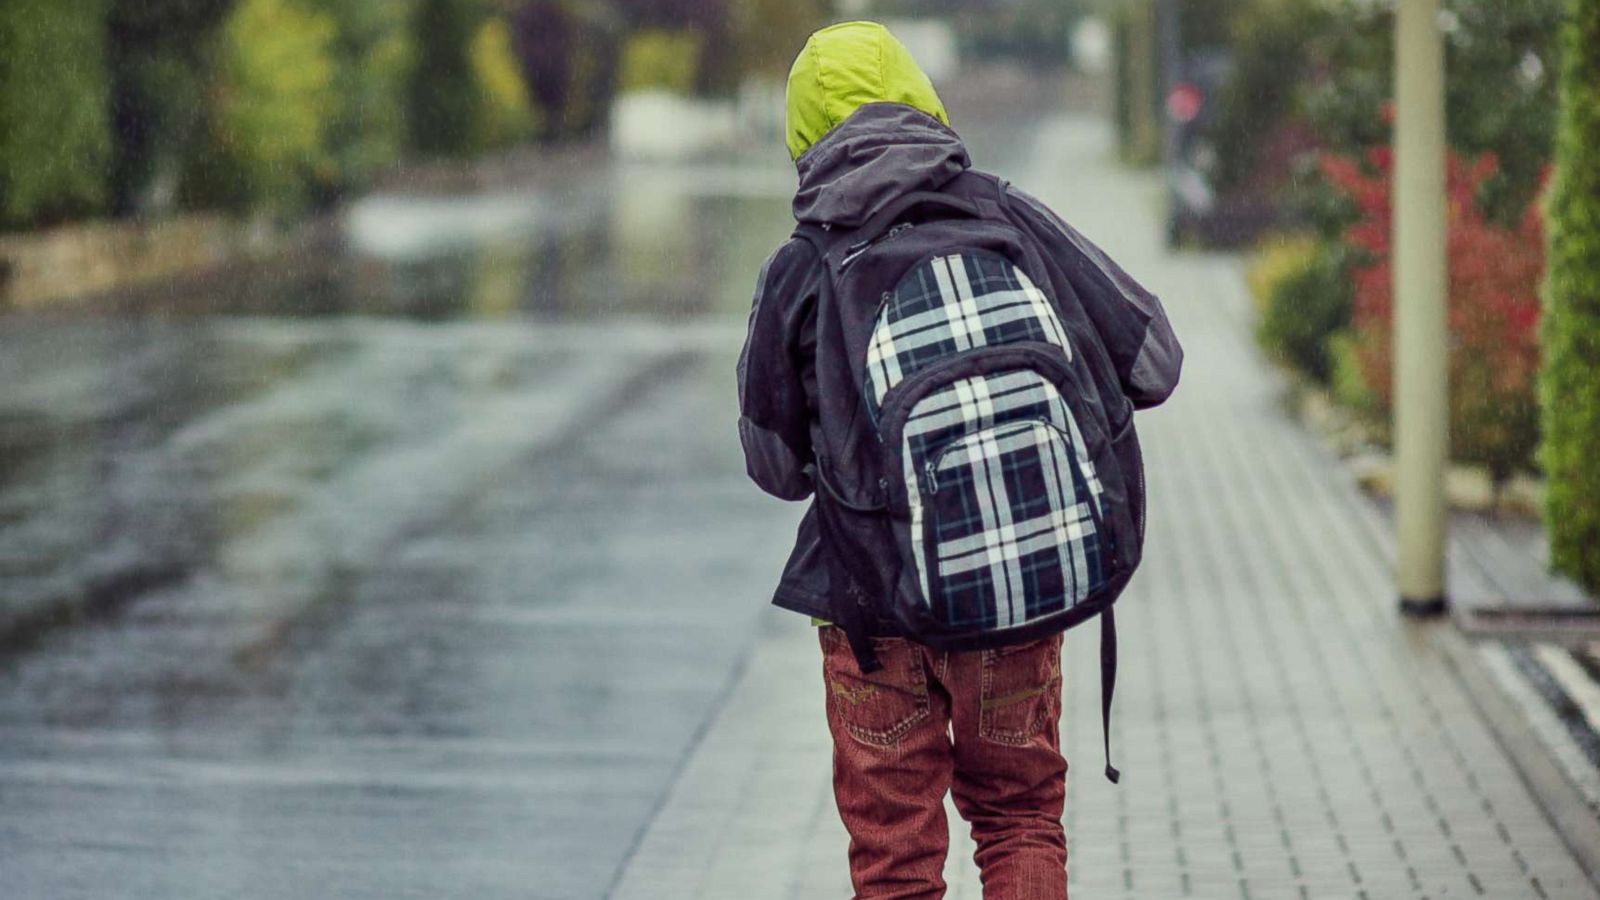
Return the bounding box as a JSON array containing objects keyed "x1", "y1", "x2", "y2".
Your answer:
[
  {"x1": 925, "y1": 421, "x2": 1104, "y2": 628},
  {"x1": 865, "y1": 251, "x2": 1070, "y2": 421},
  {"x1": 901, "y1": 371, "x2": 1105, "y2": 629}
]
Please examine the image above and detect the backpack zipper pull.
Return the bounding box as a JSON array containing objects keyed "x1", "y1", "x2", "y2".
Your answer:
[
  {"x1": 840, "y1": 222, "x2": 916, "y2": 270},
  {"x1": 842, "y1": 238, "x2": 873, "y2": 261}
]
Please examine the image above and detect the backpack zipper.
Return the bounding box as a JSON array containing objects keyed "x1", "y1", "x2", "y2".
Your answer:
[
  {"x1": 840, "y1": 222, "x2": 916, "y2": 270},
  {"x1": 924, "y1": 419, "x2": 1058, "y2": 495}
]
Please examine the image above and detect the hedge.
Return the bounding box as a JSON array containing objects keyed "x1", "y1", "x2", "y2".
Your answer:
[
  {"x1": 1540, "y1": 0, "x2": 1600, "y2": 591},
  {"x1": 0, "y1": 0, "x2": 112, "y2": 229}
]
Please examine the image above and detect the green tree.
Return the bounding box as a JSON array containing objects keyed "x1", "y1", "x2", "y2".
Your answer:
[
  {"x1": 1540, "y1": 0, "x2": 1600, "y2": 590},
  {"x1": 315, "y1": 0, "x2": 418, "y2": 196},
  {"x1": 205, "y1": 0, "x2": 338, "y2": 213},
  {"x1": 613, "y1": 0, "x2": 729, "y2": 92},
  {"x1": 959, "y1": 0, "x2": 1084, "y2": 65},
  {"x1": 1206, "y1": 0, "x2": 1338, "y2": 195},
  {"x1": 106, "y1": 0, "x2": 234, "y2": 216},
  {"x1": 510, "y1": 1, "x2": 623, "y2": 141},
  {"x1": 408, "y1": 0, "x2": 485, "y2": 157},
  {"x1": 0, "y1": 0, "x2": 112, "y2": 229},
  {"x1": 470, "y1": 16, "x2": 539, "y2": 148},
  {"x1": 1299, "y1": 0, "x2": 1563, "y2": 226},
  {"x1": 1112, "y1": 0, "x2": 1160, "y2": 165},
  {"x1": 728, "y1": 0, "x2": 827, "y2": 81},
  {"x1": 617, "y1": 30, "x2": 702, "y2": 94}
]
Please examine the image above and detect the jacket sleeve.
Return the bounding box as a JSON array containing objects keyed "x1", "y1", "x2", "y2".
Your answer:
[
  {"x1": 1007, "y1": 186, "x2": 1183, "y2": 409},
  {"x1": 737, "y1": 238, "x2": 820, "y2": 501}
]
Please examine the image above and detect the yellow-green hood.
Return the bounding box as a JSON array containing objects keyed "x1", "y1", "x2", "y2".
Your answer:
[{"x1": 784, "y1": 21, "x2": 950, "y2": 161}]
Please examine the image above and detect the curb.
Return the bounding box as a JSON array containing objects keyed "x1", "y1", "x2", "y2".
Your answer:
[{"x1": 1432, "y1": 625, "x2": 1600, "y2": 891}]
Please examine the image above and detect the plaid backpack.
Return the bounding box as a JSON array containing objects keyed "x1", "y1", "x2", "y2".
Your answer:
[{"x1": 794, "y1": 171, "x2": 1142, "y2": 782}]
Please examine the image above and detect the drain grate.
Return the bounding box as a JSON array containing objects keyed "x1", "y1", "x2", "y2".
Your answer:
[{"x1": 1457, "y1": 606, "x2": 1600, "y2": 640}]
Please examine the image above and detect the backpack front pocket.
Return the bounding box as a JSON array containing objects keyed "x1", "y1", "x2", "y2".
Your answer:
[{"x1": 917, "y1": 419, "x2": 1106, "y2": 630}]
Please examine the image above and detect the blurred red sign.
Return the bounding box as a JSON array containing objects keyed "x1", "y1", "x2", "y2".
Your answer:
[{"x1": 1167, "y1": 83, "x2": 1205, "y2": 124}]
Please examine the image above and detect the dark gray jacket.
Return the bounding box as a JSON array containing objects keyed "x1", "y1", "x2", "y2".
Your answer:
[{"x1": 737, "y1": 103, "x2": 1183, "y2": 620}]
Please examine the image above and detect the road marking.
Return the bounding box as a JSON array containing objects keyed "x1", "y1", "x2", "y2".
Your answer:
[
  {"x1": 1535, "y1": 642, "x2": 1600, "y2": 736},
  {"x1": 1478, "y1": 642, "x2": 1600, "y2": 812}
]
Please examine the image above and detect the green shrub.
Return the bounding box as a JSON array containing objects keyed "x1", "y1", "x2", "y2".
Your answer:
[
  {"x1": 0, "y1": 0, "x2": 112, "y2": 229},
  {"x1": 1540, "y1": 0, "x2": 1600, "y2": 590},
  {"x1": 617, "y1": 30, "x2": 702, "y2": 95},
  {"x1": 1323, "y1": 148, "x2": 1546, "y2": 485},
  {"x1": 1326, "y1": 329, "x2": 1382, "y2": 427},
  {"x1": 206, "y1": 0, "x2": 338, "y2": 214},
  {"x1": 408, "y1": 0, "x2": 484, "y2": 157},
  {"x1": 1247, "y1": 234, "x2": 1318, "y2": 316},
  {"x1": 1252, "y1": 237, "x2": 1352, "y2": 384}
]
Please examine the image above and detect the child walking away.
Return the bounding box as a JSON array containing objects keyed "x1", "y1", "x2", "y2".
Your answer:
[{"x1": 737, "y1": 21, "x2": 1182, "y2": 899}]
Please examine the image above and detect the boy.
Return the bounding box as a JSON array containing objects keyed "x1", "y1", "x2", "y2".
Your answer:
[{"x1": 737, "y1": 22, "x2": 1181, "y2": 899}]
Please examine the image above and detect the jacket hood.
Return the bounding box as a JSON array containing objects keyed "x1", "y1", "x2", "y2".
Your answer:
[
  {"x1": 792, "y1": 102, "x2": 971, "y2": 227},
  {"x1": 785, "y1": 21, "x2": 950, "y2": 162}
]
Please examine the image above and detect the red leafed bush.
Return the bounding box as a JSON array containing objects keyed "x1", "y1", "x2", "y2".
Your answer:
[{"x1": 1320, "y1": 147, "x2": 1545, "y2": 484}]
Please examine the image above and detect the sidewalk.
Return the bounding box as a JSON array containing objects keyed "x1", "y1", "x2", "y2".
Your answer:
[{"x1": 611, "y1": 115, "x2": 1600, "y2": 900}]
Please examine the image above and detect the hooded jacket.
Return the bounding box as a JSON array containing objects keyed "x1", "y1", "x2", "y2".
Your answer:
[{"x1": 738, "y1": 25, "x2": 1183, "y2": 621}]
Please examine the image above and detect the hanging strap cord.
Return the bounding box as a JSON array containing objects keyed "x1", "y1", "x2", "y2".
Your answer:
[{"x1": 1101, "y1": 607, "x2": 1120, "y2": 784}]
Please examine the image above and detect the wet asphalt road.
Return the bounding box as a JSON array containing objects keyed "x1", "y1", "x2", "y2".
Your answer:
[
  {"x1": 0, "y1": 86, "x2": 1047, "y2": 898},
  {"x1": 0, "y1": 162, "x2": 807, "y2": 897}
]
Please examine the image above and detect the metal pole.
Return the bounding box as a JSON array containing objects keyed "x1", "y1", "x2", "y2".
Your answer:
[
  {"x1": 1393, "y1": 0, "x2": 1450, "y2": 617},
  {"x1": 1156, "y1": 0, "x2": 1181, "y2": 169}
]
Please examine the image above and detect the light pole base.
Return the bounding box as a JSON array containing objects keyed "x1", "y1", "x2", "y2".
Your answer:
[{"x1": 1399, "y1": 595, "x2": 1450, "y2": 619}]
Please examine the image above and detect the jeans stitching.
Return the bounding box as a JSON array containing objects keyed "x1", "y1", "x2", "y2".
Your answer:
[
  {"x1": 979, "y1": 637, "x2": 1062, "y2": 745},
  {"x1": 821, "y1": 628, "x2": 931, "y2": 747}
]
